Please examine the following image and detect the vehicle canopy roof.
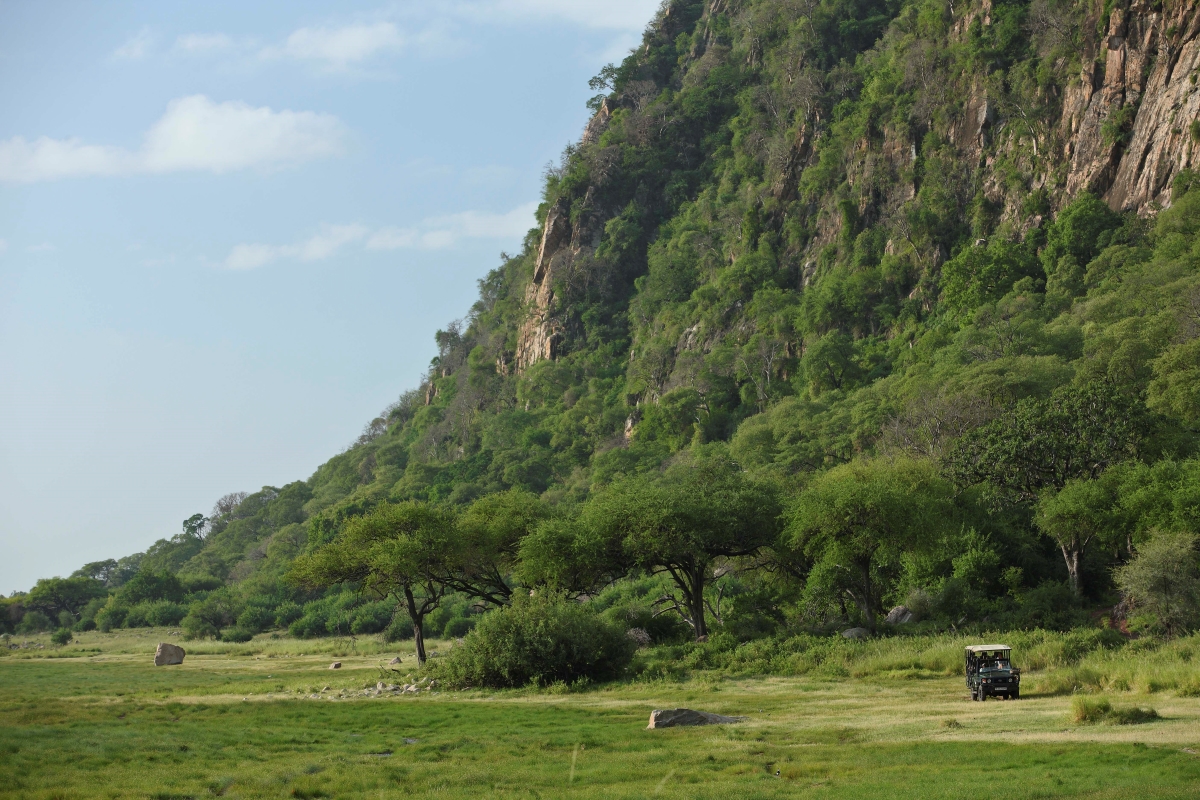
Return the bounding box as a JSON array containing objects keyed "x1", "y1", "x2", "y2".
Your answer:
[{"x1": 965, "y1": 644, "x2": 1011, "y2": 654}]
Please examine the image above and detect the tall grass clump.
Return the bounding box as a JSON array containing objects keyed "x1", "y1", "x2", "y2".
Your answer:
[
  {"x1": 432, "y1": 594, "x2": 634, "y2": 688},
  {"x1": 1070, "y1": 696, "x2": 1159, "y2": 725}
]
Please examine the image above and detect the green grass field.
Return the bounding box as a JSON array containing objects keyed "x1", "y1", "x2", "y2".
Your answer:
[{"x1": 3, "y1": 629, "x2": 1200, "y2": 798}]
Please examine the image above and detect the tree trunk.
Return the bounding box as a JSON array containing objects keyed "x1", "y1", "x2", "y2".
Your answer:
[
  {"x1": 859, "y1": 559, "x2": 876, "y2": 633},
  {"x1": 1061, "y1": 539, "x2": 1083, "y2": 597},
  {"x1": 691, "y1": 564, "x2": 708, "y2": 640},
  {"x1": 404, "y1": 586, "x2": 428, "y2": 665}
]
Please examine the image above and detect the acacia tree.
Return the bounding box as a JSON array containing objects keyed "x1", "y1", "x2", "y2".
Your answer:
[
  {"x1": 786, "y1": 457, "x2": 953, "y2": 632},
  {"x1": 290, "y1": 502, "x2": 455, "y2": 665},
  {"x1": 26, "y1": 577, "x2": 106, "y2": 621},
  {"x1": 1034, "y1": 472, "x2": 1123, "y2": 596},
  {"x1": 947, "y1": 382, "x2": 1147, "y2": 504},
  {"x1": 583, "y1": 452, "x2": 782, "y2": 640},
  {"x1": 447, "y1": 490, "x2": 549, "y2": 607},
  {"x1": 949, "y1": 381, "x2": 1149, "y2": 596}
]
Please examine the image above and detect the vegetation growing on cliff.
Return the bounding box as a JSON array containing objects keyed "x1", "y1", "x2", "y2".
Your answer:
[{"x1": 7, "y1": 0, "x2": 1200, "y2": 663}]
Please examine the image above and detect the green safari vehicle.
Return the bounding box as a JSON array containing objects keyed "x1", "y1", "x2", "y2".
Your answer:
[{"x1": 965, "y1": 644, "x2": 1020, "y2": 701}]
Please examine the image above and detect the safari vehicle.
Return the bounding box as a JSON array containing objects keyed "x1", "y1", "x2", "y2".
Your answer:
[{"x1": 965, "y1": 644, "x2": 1020, "y2": 701}]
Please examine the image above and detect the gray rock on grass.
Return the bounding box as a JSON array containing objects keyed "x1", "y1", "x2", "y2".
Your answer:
[
  {"x1": 153, "y1": 643, "x2": 185, "y2": 666},
  {"x1": 647, "y1": 708, "x2": 747, "y2": 729},
  {"x1": 329, "y1": 662, "x2": 341, "y2": 669},
  {"x1": 885, "y1": 606, "x2": 914, "y2": 625},
  {"x1": 841, "y1": 627, "x2": 870, "y2": 640}
]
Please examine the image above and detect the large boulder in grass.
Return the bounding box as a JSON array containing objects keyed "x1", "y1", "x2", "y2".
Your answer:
[
  {"x1": 885, "y1": 606, "x2": 914, "y2": 625},
  {"x1": 154, "y1": 643, "x2": 185, "y2": 666},
  {"x1": 841, "y1": 627, "x2": 870, "y2": 640},
  {"x1": 647, "y1": 709, "x2": 747, "y2": 729}
]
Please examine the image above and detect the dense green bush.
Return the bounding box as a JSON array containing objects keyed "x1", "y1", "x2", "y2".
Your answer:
[
  {"x1": 50, "y1": 627, "x2": 72, "y2": 646},
  {"x1": 236, "y1": 604, "x2": 276, "y2": 634},
  {"x1": 16, "y1": 610, "x2": 52, "y2": 634},
  {"x1": 124, "y1": 600, "x2": 186, "y2": 628},
  {"x1": 273, "y1": 601, "x2": 303, "y2": 628},
  {"x1": 383, "y1": 615, "x2": 415, "y2": 643},
  {"x1": 433, "y1": 594, "x2": 635, "y2": 688},
  {"x1": 349, "y1": 600, "x2": 394, "y2": 635},
  {"x1": 220, "y1": 626, "x2": 254, "y2": 643}
]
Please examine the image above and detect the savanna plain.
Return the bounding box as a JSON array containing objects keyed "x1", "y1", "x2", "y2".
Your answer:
[{"x1": 3, "y1": 629, "x2": 1200, "y2": 799}]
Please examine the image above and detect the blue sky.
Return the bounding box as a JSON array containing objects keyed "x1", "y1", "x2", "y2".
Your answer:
[{"x1": 0, "y1": 0, "x2": 661, "y2": 593}]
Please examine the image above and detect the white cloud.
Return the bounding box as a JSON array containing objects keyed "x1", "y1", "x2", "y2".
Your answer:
[
  {"x1": 229, "y1": 203, "x2": 537, "y2": 268},
  {"x1": 459, "y1": 0, "x2": 661, "y2": 30},
  {"x1": 174, "y1": 33, "x2": 235, "y2": 53},
  {"x1": 366, "y1": 227, "x2": 417, "y2": 251},
  {"x1": 428, "y1": 202, "x2": 540, "y2": 239},
  {"x1": 113, "y1": 27, "x2": 155, "y2": 60},
  {"x1": 0, "y1": 95, "x2": 346, "y2": 183},
  {"x1": 225, "y1": 224, "x2": 368, "y2": 270},
  {"x1": 263, "y1": 22, "x2": 405, "y2": 66}
]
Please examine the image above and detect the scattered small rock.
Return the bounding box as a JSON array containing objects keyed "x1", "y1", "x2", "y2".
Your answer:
[
  {"x1": 403, "y1": 738, "x2": 419, "y2": 744},
  {"x1": 841, "y1": 627, "x2": 870, "y2": 640},
  {"x1": 329, "y1": 662, "x2": 341, "y2": 670},
  {"x1": 388, "y1": 656, "x2": 402, "y2": 665},
  {"x1": 647, "y1": 708, "x2": 747, "y2": 729},
  {"x1": 153, "y1": 643, "x2": 186, "y2": 666}
]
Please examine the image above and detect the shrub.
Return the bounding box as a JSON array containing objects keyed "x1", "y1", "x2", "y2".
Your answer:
[
  {"x1": 16, "y1": 610, "x2": 52, "y2": 634},
  {"x1": 237, "y1": 604, "x2": 276, "y2": 634},
  {"x1": 350, "y1": 601, "x2": 394, "y2": 635},
  {"x1": 1114, "y1": 531, "x2": 1200, "y2": 638},
  {"x1": 125, "y1": 600, "x2": 187, "y2": 628},
  {"x1": 433, "y1": 594, "x2": 635, "y2": 688},
  {"x1": 50, "y1": 627, "x2": 72, "y2": 646},
  {"x1": 274, "y1": 601, "x2": 303, "y2": 628},
  {"x1": 181, "y1": 612, "x2": 217, "y2": 640},
  {"x1": 443, "y1": 617, "x2": 475, "y2": 638},
  {"x1": 289, "y1": 610, "x2": 329, "y2": 639},
  {"x1": 95, "y1": 598, "x2": 128, "y2": 632},
  {"x1": 383, "y1": 615, "x2": 415, "y2": 643},
  {"x1": 1070, "y1": 696, "x2": 1159, "y2": 725},
  {"x1": 1002, "y1": 583, "x2": 1088, "y2": 631},
  {"x1": 221, "y1": 627, "x2": 254, "y2": 643}
]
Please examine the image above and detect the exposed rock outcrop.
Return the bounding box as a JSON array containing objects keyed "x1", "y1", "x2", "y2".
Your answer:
[
  {"x1": 1062, "y1": 0, "x2": 1200, "y2": 211},
  {"x1": 153, "y1": 643, "x2": 185, "y2": 666},
  {"x1": 647, "y1": 708, "x2": 747, "y2": 728}
]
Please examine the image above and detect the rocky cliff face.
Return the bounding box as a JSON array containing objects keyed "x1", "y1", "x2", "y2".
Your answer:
[
  {"x1": 513, "y1": 0, "x2": 1200, "y2": 374},
  {"x1": 514, "y1": 201, "x2": 569, "y2": 372},
  {"x1": 1065, "y1": 0, "x2": 1200, "y2": 210}
]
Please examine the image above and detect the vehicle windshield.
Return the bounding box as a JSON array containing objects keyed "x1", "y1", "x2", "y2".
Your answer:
[{"x1": 982, "y1": 657, "x2": 1010, "y2": 670}]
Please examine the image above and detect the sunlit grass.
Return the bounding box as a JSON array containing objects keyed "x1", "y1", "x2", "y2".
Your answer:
[{"x1": 3, "y1": 629, "x2": 1200, "y2": 798}]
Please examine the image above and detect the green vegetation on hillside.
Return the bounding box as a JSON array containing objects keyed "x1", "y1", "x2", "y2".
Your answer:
[{"x1": 6, "y1": 0, "x2": 1199, "y2": 682}]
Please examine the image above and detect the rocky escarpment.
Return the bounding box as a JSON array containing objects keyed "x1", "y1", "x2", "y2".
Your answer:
[
  {"x1": 513, "y1": 0, "x2": 1200, "y2": 374},
  {"x1": 1065, "y1": 0, "x2": 1200, "y2": 210},
  {"x1": 514, "y1": 202, "x2": 570, "y2": 372}
]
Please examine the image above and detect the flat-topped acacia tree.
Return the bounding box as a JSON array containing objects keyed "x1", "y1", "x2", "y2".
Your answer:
[
  {"x1": 289, "y1": 501, "x2": 455, "y2": 665},
  {"x1": 582, "y1": 451, "x2": 782, "y2": 640}
]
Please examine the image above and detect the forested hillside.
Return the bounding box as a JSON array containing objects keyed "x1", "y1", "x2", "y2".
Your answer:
[{"x1": 7, "y1": 0, "x2": 1200, "y2": 657}]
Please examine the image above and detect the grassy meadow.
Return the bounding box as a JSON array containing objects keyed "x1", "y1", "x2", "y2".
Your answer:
[{"x1": 3, "y1": 629, "x2": 1200, "y2": 798}]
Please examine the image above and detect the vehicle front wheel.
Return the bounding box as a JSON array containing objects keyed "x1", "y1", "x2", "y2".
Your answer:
[{"x1": 1013, "y1": 688, "x2": 1020, "y2": 700}]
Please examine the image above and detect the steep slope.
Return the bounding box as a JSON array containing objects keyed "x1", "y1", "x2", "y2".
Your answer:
[{"x1": 44, "y1": 0, "x2": 1200, "y2": 607}]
